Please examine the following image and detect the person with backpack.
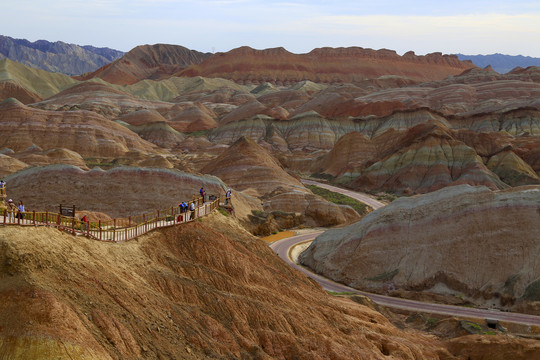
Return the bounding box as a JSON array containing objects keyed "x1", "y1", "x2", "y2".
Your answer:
[
  {"x1": 6, "y1": 199, "x2": 16, "y2": 223},
  {"x1": 0, "y1": 180, "x2": 5, "y2": 196},
  {"x1": 16, "y1": 200, "x2": 25, "y2": 221},
  {"x1": 226, "y1": 189, "x2": 231, "y2": 205},
  {"x1": 81, "y1": 214, "x2": 88, "y2": 231},
  {"x1": 200, "y1": 187, "x2": 206, "y2": 203}
]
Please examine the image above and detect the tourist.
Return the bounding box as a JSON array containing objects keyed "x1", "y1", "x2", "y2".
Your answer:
[
  {"x1": 17, "y1": 200, "x2": 25, "y2": 221},
  {"x1": 0, "y1": 180, "x2": 5, "y2": 196},
  {"x1": 189, "y1": 201, "x2": 196, "y2": 220},
  {"x1": 226, "y1": 189, "x2": 231, "y2": 205},
  {"x1": 200, "y1": 187, "x2": 206, "y2": 203},
  {"x1": 81, "y1": 214, "x2": 88, "y2": 231},
  {"x1": 6, "y1": 199, "x2": 16, "y2": 223}
]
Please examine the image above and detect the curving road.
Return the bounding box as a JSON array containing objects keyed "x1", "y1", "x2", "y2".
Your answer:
[
  {"x1": 301, "y1": 179, "x2": 385, "y2": 210},
  {"x1": 270, "y1": 180, "x2": 540, "y2": 327}
]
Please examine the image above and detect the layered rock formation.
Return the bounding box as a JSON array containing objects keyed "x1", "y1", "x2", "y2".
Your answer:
[
  {"x1": 33, "y1": 82, "x2": 168, "y2": 119},
  {"x1": 1, "y1": 46, "x2": 539, "y2": 200},
  {"x1": 349, "y1": 123, "x2": 508, "y2": 194},
  {"x1": 300, "y1": 185, "x2": 540, "y2": 311},
  {"x1": 201, "y1": 137, "x2": 359, "y2": 228},
  {"x1": 178, "y1": 46, "x2": 475, "y2": 85},
  {"x1": 0, "y1": 58, "x2": 79, "y2": 100},
  {"x1": 0, "y1": 80, "x2": 41, "y2": 104},
  {"x1": 309, "y1": 117, "x2": 540, "y2": 194},
  {"x1": 0, "y1": 98, "x2": 155, "y2": 158},
  {"x1": 75, "y1": 44, "x2": 211, "y2": 85},
  {"x1": 0, "y1": 213, "x2": 466, "y2": 359},
  {"x1": 0, "y1": 153, "x2": 27, "y2": 177},
  {"x1": 4, "y1": 164, "x2": 228, "y2": 218}
]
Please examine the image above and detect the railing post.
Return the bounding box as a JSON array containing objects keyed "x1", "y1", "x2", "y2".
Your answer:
[
  {"x1": 33, "y1": 211, "x2": 36, "y2": 226},
  {"x1": 113, "y1": 219, "x2": 116, "y2": 242},
  {"x1": 3, "y1": 209, "x2": 5, "y2": 224},
  {"x1": 45, "y1": 211, "x2": 48, "y2": 225},
  {"x1": 99, "y1": 220, "x2": 102, "y2": 241}
]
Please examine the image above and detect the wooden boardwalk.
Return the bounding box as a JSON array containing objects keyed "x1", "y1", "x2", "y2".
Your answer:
[{"x1": 1, "y1": 196, "x2": 224, "y2": 242}]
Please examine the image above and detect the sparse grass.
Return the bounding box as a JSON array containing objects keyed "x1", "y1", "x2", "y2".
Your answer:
[
  {"x1": 366, "y1": 269, "x2": 398, "y2": 282},
  {"x1": 310, "y1": 173, "x2": 335, "y2": 181},
  {"x1": 187, "y1": 130, "x2": 209, "y2": 137},
  {"x1": 376, "y1": 193, "x2": 398, "y2": 203},
  {"x1": 307, "y1": 185, "x2": 370, "y2": 215},
  {"x1": 523, "y1": 279, "x2": 540, "y2": 301},
  {"x1": 327, "y1": 291, "x2": 357, "y2": 296},
  {"x1": 504, "y1": 273, "x2": 520, "y2": 293},
  {"x1": 251, "y1": 209, "x2": 266, "y2": 218},
  {"x1": 218, "y1": 207, "x2": 229, "y2": 217}
]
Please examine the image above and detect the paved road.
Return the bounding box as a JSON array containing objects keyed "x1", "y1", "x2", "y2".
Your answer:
[
  {"x1": 301, "y1": 179, "x2": 385, "y2": 210},
  {"x1": 271, "y1": 180, "x2": 540, "y2": 327}
]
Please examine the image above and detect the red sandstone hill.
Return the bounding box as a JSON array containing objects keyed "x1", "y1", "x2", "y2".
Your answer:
[
  {"x1": 201, "y1": 136, "x2": 360, "y2": 229},
  {"x1": 74, "y1": 44, "x2": 212, "y2": 85},
  {"x1": 177, "y1": 46, "x2": 476, "y2": 85}
]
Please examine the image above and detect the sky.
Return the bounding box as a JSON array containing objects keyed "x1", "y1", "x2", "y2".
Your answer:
[{"x1": 3, "y1": 0, "x2": 540, "y2": 57}]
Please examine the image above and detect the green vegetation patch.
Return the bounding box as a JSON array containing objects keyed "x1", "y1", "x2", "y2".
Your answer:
[
  {"x1": 376, "y1": 193, "x2": 398, "y2": 203},
  {"x1": 523, "y1": 279, "x2": 540, "y2": 301},
  {"x1": 187, "y1": 130, "x2": 209, "y2": 137},
  {"x1": 503, "y1": 273, "x2": 520, "y2": 294},
  {"x1": 310, "y1": 173, "x2": 335, "y2": 181},
  {"x1": 366, "y1": 269, "x2": 399, "y2": 282},
  {"x1": 217, "y1": 207, "x2": 230, "y2": 217},
  {"x1": 307, "y1": 185, "x2": 371, "y2": 215},
  {"x1": 327, "y1": 291, "x2": 357, "y2": 296}
]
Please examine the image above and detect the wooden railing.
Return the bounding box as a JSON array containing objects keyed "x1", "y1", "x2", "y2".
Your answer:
[{"x1": 1, "y1": 196, "x2": 224, "y2": 242}]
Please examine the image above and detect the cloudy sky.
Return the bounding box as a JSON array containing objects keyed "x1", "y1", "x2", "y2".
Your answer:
[{"x1": 4, "y1": 0, "x2": 540, "y2": 56}]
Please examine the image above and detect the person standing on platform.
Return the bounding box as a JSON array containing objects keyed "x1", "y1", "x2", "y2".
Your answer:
[
  {"x1": 200, "y1": 187, "x2": 206, "y2": 203},
  {"x1": 17, "y1": 200, "x2": 25, "y2": 221},
  {"x1": 189, "y1": 202, "x2": 196, "y2": 220},
  {"x1": 7, "y1": 199, "x2": 16, "y2": 223}
]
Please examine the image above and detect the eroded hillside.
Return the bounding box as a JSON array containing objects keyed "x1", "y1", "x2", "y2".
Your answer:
[{"x1": 1, "y1": 213, "x2": 456, "y2": 359}]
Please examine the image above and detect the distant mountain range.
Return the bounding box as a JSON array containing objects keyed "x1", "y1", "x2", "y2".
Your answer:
[
  {"x1": 457, "y1": 53, "x2": 540, "y2": 74},
  {"x1": 0, "y1": 35, "x2": 124, "y2": 75},
  {"x1": 3, "y1": 34, "x2": 540, "y2": 79}
]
